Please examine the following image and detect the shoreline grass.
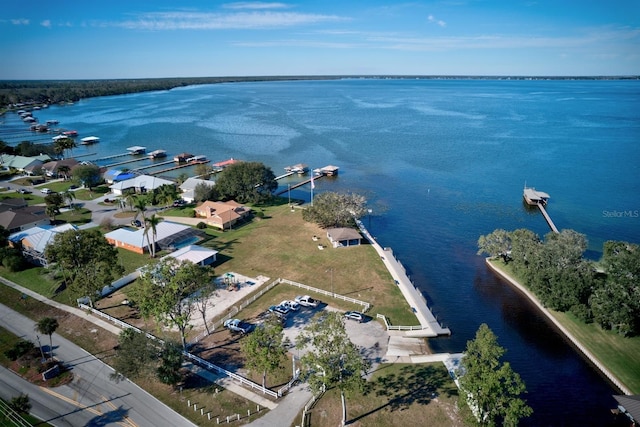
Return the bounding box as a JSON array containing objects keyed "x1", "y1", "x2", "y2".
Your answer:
[{"x1": 487, "y1": 258, "x2": 639, "y2": 394}]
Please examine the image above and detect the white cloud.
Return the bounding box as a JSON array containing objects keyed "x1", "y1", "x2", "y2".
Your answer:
[
  {"x1": 41, "y1": 20, "x2": 51, "y2": 28},
  {"x1": 428, "y1": 14, "x2": 446, "y2": 27},
  {"x1": 223, "y1": 2, "x2": 290, "y2": 9},
  {"x1": 112, "y1": 11, "x2": 346, "y2": 30},
  {"x1": 11, "y1": 18, "x2": 29, "y2": 25}
]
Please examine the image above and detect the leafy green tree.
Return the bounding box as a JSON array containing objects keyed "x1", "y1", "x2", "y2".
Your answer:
[
  {"x1": 131, "y1": 257, "x2": 212, "y2": 349},
  {"x1": 297, "y1": 312, "x2": 370, "y2": 426},
  {"x1": 477, "y1": 229, "x2": 512, "y2": 262},
  {"x1": 194, "y1": 163, "x2": 213, "y2": 179},
  {"x1": 9, "y1": 393, "x2": 31, "y2": 414},
  {"x1": 44, "y1": 192, "x2": 64, "y2": 214},
  {"x1": 242, "y1": 318, "x2": 287, "y2": 389},
  {"x1": 302, "y1": 191, "x2": 368, "y2": 229},
  {"x1": 590, "y1": 241, "x2": 640, "y2": 335},
  {"x1": 508, "y1": 228, "x2": 541, "y2": 279},
  {"x1": 458, "y1": 324, "x2": 532, "y2": 426},
  {"x1": 45, "y1": 228, "x2": 124, "y2": 306},
  {"x1": 156, "y1": 341, "x2": 184, "y2": 386},
  {"x1": 214, "y1": 161, "x2": 277, "y2": 203},
  {"x1": 194, "y1": 181, "x2": 218, "y2": 202},
  {"x1": 71, "y1": 164, "x2": 102, "y2": 190},
  {"x1": 57, "y1": 164, "x2": 71, "y2": 180},
  {"x1": 35, "y1": 317, "x2": 59, "y2": 361},
  {"x1": 110, "y1": 328, "x2": 158, "y2": 382}
]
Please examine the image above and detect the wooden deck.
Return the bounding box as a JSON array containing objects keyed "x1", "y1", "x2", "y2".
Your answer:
[{"x1": 538, "y1": 204, "x2": 559, "y2": 233}]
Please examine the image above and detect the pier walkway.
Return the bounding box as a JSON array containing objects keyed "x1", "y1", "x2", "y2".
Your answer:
[
  {"x1": 537, "y1": 204, "x2": 559, "y2": 233},
  {"x1": 275, "y1": 175, "x2": 324, "y2": 195},
  {"x1": 356, "y1": 219, "x2": 451, "y2": 337}
]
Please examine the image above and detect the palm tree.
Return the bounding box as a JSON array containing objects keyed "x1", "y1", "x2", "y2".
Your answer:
[
  {"x1": 62, "y1": 190, "x2": 76, "y2": 209},
  {"x1": 35, "y1": 317, "x2": 59, "y2": 361},
  {"x1": 57, "y1": 165, "x2": 71, "y2": 180},
  {"x1": 133, "y1": 196, "x2": 147, "y2": 222},
  {"x1": 46, "y1": 205, "x2": 58, "y2": 224},
  {"x1": 144, "y1": 214, "x2": 161, "y2": 257}
]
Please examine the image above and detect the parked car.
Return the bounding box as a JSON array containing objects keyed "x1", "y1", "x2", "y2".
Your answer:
[
  {"x1": 172, "y1": 199, "x2": 186, "y2": 207},
  {"x1": 295, "y1": 295, "x2": 320, "y2": 308},
  {"x1": 280, "y1": 300, "x2": 300, "y2": 311},
  {"x1": 223, "y1": 318, "x2": 253, "y2": 334},
  {"x1": 131, "y1": 219, "x2": 142, "y2": 227},
  {"x1": 40, "y1": 188, "x2": 52, "y2": 194},
  {"x1": 344, "y1": 311, "x2": 364, "y2": 323},
  {"x1": 268, "y1": 305, "x2": 290, "y2": 319},
  {"x1": 17, "y1": 188, "x2": 31, "y2": 194}
]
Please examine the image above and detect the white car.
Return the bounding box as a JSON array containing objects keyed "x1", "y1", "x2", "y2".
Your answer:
[
  {"x1": 268, "y1": 305, "x2": 290, "y2": 319},
  {"x1": 40, "y1": 188, "x2": 53, "y2": 194},
  {"x1": 344, "y1": 311, "x2": 364, "y2": 323},
  {"x1": 280, "y1": 300, "x2": 300, "y2": 311},
  {"x1": 294, "y1": 295, "x2": 319, "y2": 308},
  {"x1": 223, "y1": 318, "x2": 252, "y2": 334}
]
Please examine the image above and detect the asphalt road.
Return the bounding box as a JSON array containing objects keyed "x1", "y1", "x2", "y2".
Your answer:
[{"x1": 0, "y1": 303, "x2": 196, "y2": 427}]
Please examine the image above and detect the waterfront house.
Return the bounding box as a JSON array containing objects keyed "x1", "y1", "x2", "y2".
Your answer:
[
  {"x1": 326, "y1": 227, "x2": 362, "y2": 248},
  {"x1": 194, "y1": 200, "x2": 251, "y2": 230},
  {"x1": 0, "y1": 154, "x2": 50, "y2": 175},
  {"x1": 178, "y1": 177, "x2": 215, "y2": 203},
  {"x1": 42, "y1": 158, "x2": 79, "y2": 178},
  {"x1": 105, "y1": 221, "x2": 202, "y2": 254}
]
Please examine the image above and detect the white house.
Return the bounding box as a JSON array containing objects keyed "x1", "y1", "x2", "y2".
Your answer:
[{"x1": 109, "y1": 174, "x2": 175, "y2": 196}]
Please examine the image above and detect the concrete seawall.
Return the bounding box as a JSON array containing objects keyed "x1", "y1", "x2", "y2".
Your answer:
[
  {"x1": 356, "y1": 219, "x2": 450, "y2": 337},
  {"x1": 485, "y1": 258, "x2": 631, "y2": 395}
]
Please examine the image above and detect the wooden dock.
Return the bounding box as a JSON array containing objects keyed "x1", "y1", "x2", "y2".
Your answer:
[
  {"x1": 537, "y1": 204, "x2": 559, "y2": 233},
  {"x1": 146, "y1": 160, "x2": 210, "y2": 176},
  {"x1": 275, "y1": 174, "x2": 323, "y2": 195},
  {"x1": 105, "y1": 157, "x2": 149, "y2": 168}
]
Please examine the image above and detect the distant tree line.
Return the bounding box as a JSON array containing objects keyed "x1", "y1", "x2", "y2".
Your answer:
[
  {"x1": 0, "y1": 76, "x2": 340, "y2": 110},
  {"x1": 478, "y1": 229, "x2": 640, "y2": 336}
]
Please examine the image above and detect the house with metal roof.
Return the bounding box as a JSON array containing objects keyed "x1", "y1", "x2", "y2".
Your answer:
[
  {"x1": 0, "y1": 154, "x2": 51, "y2": 175},
  {"x1": 326, "y1": 227, "x2": 362, "y2": 248},
  {"x1": 179, "y1": 177, "x2": 215, "y2": 203},
  {"x1": 9, "y1": 223, "x2": 78, "y2": 266},
  {"x1": 166, "y1": 245, "x2": 218, "y2": 266},
  {"x1": 105, "y1": 221, "x2": 203, "y2": 254},
  {"x1": 109, "y1": 174, "x2": 175, "y2": 196}
]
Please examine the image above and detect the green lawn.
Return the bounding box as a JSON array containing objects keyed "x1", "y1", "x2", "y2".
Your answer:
[
  {"x1": 489, "y1": 259, "x2": 640, "y2": 394},
  {"x1": 304, "y1": 363, "x2": 461, "y2": 427}
]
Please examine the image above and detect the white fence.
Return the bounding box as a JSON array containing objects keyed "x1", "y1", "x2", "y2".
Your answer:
[
  {"x1": 278, "y1": 278, "x2": 371, "y2": 312},
  {"x1": 376, "y1": 313, "x2": 426, "y2": 331},
  {"x1": 78, "y1": 303, "x2": 282, "y2": 399}
]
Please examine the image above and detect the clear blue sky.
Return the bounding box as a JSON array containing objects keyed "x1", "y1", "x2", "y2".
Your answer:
[{"x1": 1, "y1": 1, "x2": 638, "y2": 79}]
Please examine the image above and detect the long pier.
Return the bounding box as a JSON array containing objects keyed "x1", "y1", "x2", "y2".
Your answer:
[
  {"x1": 105, "y1": 157, "x2": 149, "y2": 168},
  {"x1": 537, "y1": 204, "x2": 559, "y2": 233},
  {"x1": 275, "y1": 175, "x2": 324, "y2": 195},
  {"x1": 146, "y1": 160, "x2": 210, "y2": 176}
]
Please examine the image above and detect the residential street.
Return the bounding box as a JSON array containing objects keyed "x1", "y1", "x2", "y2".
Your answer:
[{"x1": 0, "y1": 303, "x2": 197, "y2": 427}]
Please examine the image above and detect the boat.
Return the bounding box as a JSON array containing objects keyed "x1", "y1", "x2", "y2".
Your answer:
[
  {"x1": 523, "y1": 186, "x2": 550, "y2": 206},
  {"x1": 81, "y1": 136, "x2": 100, "y2": 145},
  {"x1": 46, "y1": 119, "x2": 59, "y2": 125},
  {"x1": 285, "y1": 163, "x2": 309, "y2": 174},
  {"x1": 63, "y1": 130, "x2": 78, "y2": 137},
  {"x1": 127, "y1": 146, "x2": 146, "y2": 155},
  {"x1": 52, "y1": 134, "x2": 69, "y2": 142},
  {"x1": 149, "y1": 149, "x2": 167, "y2": 159},
  {"x1": 187, "y1": 155, "x2": 207, "y2": 163}
]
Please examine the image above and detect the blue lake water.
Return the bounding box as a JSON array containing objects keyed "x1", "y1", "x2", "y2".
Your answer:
[{"x1": 3, "y1": 79, "x2": 639, "y2": 425}]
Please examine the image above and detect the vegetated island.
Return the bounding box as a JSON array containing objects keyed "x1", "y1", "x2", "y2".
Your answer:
[{"x1": 2, "y1": 74, "x2": 638, "y2": 112}]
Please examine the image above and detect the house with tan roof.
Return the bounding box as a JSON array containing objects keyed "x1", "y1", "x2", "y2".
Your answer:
[{"x1": 194, "y1": 200, "x2": 251, "y2": 230}]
